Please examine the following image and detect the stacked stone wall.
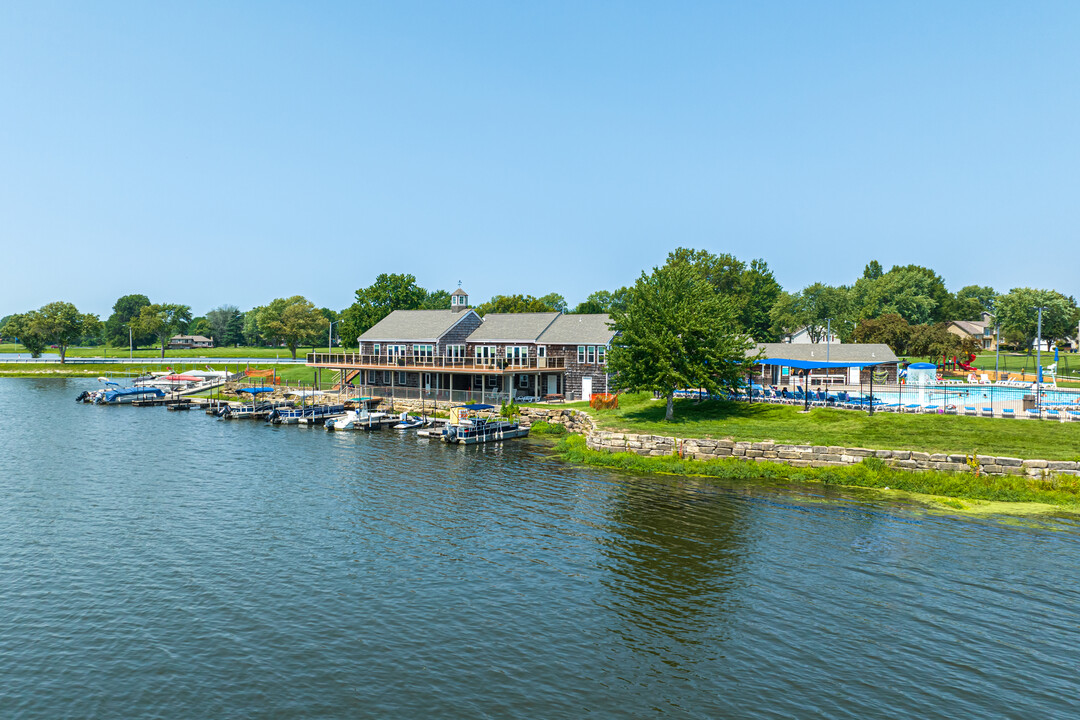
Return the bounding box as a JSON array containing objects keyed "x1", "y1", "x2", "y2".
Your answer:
[{"x1": 583, "y1": 431, "x2": 1079, "y2": 479}]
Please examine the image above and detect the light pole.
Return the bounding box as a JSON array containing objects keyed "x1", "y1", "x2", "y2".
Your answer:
[
  {"x1": 1035, "y1": 306, "x2": 1046, "y2": 409},
  {"x1": 825, "y1": 318, "x2": 832, "y2": 363},
  {"x1": 328, "y1": 320, "x2": 338, "y2": 355},
  {"x1": 987, "y1": 312, "x2": 1000, "y2": 380}
]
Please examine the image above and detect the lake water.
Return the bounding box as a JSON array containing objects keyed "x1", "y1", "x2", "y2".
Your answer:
[{"x1": 3, "y1": 378, "x2": 1079, "y2": 718}]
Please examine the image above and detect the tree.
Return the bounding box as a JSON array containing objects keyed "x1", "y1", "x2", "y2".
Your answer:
[
  {"x1": 953, "y1": 285, "x2": 997, "y2": 320},
  {"x1": 769, "y1": 284, "x2": 851, "y2": 343},
  {"x1": 32, "y1": 302, "x2": 101, "y2": 363},
  {"x1": 258, "y1": 296, "x2": 329, "y2": 359},
  {"x1": 537, "y1": 293, "x2": 568, "y2": 313},
  {"x1": 665, "y1": 248, "x2": 783, "y2": 340},
  {"x1": 997, "y1": 288, "x2": 1078, "y2": 351},
  {"x1": 1, "y1": 312, "x2": 48, "y2": 357},
  {"x1": 188, "y1": 317, "x2": 212, "y2": 338},
  {"x1": 340, "y1": 273, "x2": 433, "y2": 343},
  {"x1": 104, "y1": 293, "x2": 153, "y2": 348},
  {"x1": 206, "y1": 305, "x2": 240, "y2": 343},
  {"x1": 133, "y1": 303, "x2": 193, "y2": 358},
  {"x1": 850, "y1": 264, "x2": 952, "y2": 325},
  {"x1": 571, "y1": 288, "x2": 631, "y2": 314},
  {"x1": 422, "y1": 289, "x2": 451, "y2": 309},
  {"x1": 243, "y1": 307, "x2": 264, "y2": 346},
  {"x1": 854, "y1": 313, "x2": 912, "y2": 356},
  {"x1": 222, "y1": 309, "x2": 245, "y2": 346},
  {"x1": 473, "y1": 294, "x2": 559, "y2": 316},
  {"x1": 608, "y1": 258, "x2": 754, "y2": 421},
  {"x1": 739, "y1": 258, "x2": 782, "y2": 341},
  {"x1": 863, "y1": 260, "x2": 884, "y2": 280}
]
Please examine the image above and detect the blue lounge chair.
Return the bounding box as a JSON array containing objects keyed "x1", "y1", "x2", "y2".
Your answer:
[
  {"x1": 963, "y1": 406, "x2": 977, "y2": 417},
  {"x1": 1025, "y1": 409, "x2": 1042, "y2": 419},
  {"x1": 1001, "y1": 408, "x2": 1016, "y2": 418},
  {"x1": 981, "y1": 407, "x2": 994, "y2": 418}
]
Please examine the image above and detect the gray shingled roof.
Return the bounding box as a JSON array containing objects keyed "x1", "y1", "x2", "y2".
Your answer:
[
  {"x1": 467, "y1": 313, "x2": 560, "y2": 342},
  {"x1": 360, "y1": 309, "x2": 478, "y2": 342},
  {"x1": 749, "y1": 343, "x2": 898, "y2": 364},
  {"x1": 538, "y1": 314, "x2": 616, "y2": 345}
]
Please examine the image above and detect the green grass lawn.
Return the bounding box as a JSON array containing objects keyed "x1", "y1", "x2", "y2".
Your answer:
[{"x1": 566, "y1": 393, "x2": 1080, "y2": 461}]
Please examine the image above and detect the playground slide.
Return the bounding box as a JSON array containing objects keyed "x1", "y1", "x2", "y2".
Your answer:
[{"x1": 957, "y1": 353, "x2": 977, "y2": 372}]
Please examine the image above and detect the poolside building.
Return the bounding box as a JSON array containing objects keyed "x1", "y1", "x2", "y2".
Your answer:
[{"x1": 747, "y1": 343, "x2": 900, "y2": 387}]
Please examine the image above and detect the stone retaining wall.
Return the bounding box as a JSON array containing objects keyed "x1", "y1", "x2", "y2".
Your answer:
[{"x1": 584, "y1": 431, "x2": 1080, "y2": 479}]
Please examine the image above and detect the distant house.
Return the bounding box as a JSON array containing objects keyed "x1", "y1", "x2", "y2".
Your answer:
[
  {"x1": 307, "y1": 288, "x2": 616, "y2": 401},
  {"x1": 747, "y1": 343, "x2": 900, "y2": 387},
  {"x1": 781, "y1": 326, "x2": 840, "y2": 344},
  {"x1": 946, "y1": 312, "x2": 995, "y2": 351},
  {"x1": 168, "y1": 335, "x2": 214, "y2": 349}
]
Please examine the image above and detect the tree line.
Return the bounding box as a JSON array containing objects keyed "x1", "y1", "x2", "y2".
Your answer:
[{"x1": 3, "y1": 255, "x2": 1077, "y2": 365}]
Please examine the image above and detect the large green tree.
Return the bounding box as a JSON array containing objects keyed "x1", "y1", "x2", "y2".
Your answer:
[
  {"x1": 339, "y1": 273, "x2": 443, "y2": 343},
  {"x1": 952, "y1": 285, "x2": 998, "y2": 321},
  {"x1": 996, "y1": 288, "x2": 1078, "y2": 351},
  {"x1": 853, "y1": 313, "x2": 912, "y2": 356},
  {"x1": 850, "y1": 264, "x2": 952, "y2": 325},
  {"x1": 608, "y1": 258, "x2": 754, "y2": 421},
  {"x1": 206, "y1": 305, "x2": 240, "y2": 343},
  {"x1": 1, "y1": 312, "x2": 48, "y2": 357},
  {"x1": 243, "y1": 307, "x2": 264, "y2": 346},
  {"x1": 29, "y1": 302, "x2": 101, "y2": 363},
  {"x1": 104, "y1": 293, "x2": 153, "y2": 348},
  {"x1": 258, "y1": 296, "x2": 329, "y2": 359},
  {"x1": 133, "y1": 303, "x2": 193, "y2": 358}
]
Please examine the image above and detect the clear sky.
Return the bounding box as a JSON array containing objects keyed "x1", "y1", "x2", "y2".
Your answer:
[{"x1": 2, "y1": 1, "x2": 1078, "y2": 319}]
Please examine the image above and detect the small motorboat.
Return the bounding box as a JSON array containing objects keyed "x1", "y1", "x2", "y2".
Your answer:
[{"x1": 393, "y1": 412, "x2": 425, "y2": 430}]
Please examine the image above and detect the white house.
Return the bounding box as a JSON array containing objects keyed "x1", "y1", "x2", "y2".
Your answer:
[{"x1": 782, "y1": 326, "x2": 840, "y2": 344}]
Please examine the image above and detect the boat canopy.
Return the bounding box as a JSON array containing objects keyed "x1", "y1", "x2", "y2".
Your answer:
[
  {"x1": 238, "y1": 387, "x2": 275, "y2": 395},
  {"x1": 456, "y1": 403, "x2": 495, "y2": 410},
  {"x1": 757, "y1": 358, "x2": 888, "y2": 370},
  {"x1": 103, "y1": 387, "x2": 166, "y2": 402}
]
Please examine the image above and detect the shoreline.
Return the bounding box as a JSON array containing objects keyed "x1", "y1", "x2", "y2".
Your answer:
[{"x1": 553, "y1": 434, "x2": 1080, "y2": 516}]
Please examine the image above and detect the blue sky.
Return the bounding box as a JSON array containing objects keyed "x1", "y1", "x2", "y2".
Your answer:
[{"x1": 2, "y1": 1, "x2": 1078, "y2": 318}]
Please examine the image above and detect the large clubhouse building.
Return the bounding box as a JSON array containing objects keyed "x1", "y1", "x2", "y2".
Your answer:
[{"x1": 306, "y1": 290, "x2": 616, "y2": 402}]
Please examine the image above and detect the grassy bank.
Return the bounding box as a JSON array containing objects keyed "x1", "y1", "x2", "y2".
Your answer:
[
  {"x1": 542, "y1": 393, "x2": 1080, "y2": 461},
  {"x1": 0, "y1": 362, "x2": 320, "y2": 383},
  {"x1": 555, "y1": 434, "x2": 1080, "y2": 511},
  {"x1": 0, "y1": 343, "x2": 328, "y2": 359}
]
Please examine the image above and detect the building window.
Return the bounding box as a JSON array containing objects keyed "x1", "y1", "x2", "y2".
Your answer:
[
  {"x1": 413, "y1": 344, "x2": 433, "y2": 361},
  {"x1": 397, "y1": 372, "x2": 407, "y2": 385},
  {"x1": 475, "y1": 345, "x2": 496, "y2": 365},
  {"x1": 445, "y1": 344, "x2": 465, "y2": 360},
  {"x1": 487, "y1": 376, "x2": 499, "y2": 388},
  {"x1": 507, "y1": 346, "x2": 529, "y2": 366},
  {"x1": 519, "y1": 375, "x2": 529, "y2": 388},
  {"x1": 373, "y1": 343, "x2": 380, "y2": 356},
  {"x1": 537, "y1": 346, "x2": 546, "y2": 359},
  {"x1": 597, "y1": 346, "x2": 606, "y2": 364},
  {"x1": 472, "y1": 375, "x2": 483, "y2": 389},
  {"x1": 367, "y1": 370, "x2": 377, "y2": 384},
  {"x1": 587, "y1": 346, "x2": 596, "y2": 364},
  {"x1": 578, "y1": 346, "x2": 586, "y2": 363}
]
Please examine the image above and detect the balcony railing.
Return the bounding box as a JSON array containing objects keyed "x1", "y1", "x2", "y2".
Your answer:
[{"x1": 306, "y1": 352, "x2": 565, "y2": 371}]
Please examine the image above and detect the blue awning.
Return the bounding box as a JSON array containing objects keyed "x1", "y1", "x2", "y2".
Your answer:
[
  {"x1": 456, "y1": 403, "x2": 495, "y2": 410},
  {"x1": 908, "y1": 362, "x2": 937, "y2": 369},
  {"x1": 238, "y1": 387, "x2": 275, "y2": 395},
  {"x1": 757, "y1": 358, "x2": 890, "y2": 370}
]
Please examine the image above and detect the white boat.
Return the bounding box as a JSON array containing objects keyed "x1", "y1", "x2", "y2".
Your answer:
[
  {"x1": 393, "y1": 411, "x2": 425, "y2": 430},
  {"x1": 326, "y1": 408, "x2": 390, "y2": 431}
]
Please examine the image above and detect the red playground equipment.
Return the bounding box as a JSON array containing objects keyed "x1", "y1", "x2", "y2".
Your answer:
[{"x1": 941, "y1": 353, "x2": 978, "y2": 372}]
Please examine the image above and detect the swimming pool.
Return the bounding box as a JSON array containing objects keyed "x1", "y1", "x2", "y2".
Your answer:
[{"x1": 870, "y1": 384, "x2": 1080, "y2": 406}]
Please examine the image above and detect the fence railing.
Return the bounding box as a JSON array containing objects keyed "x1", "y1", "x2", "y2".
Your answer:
[{"x1": 306, "y1": 353, "x2": 565, "y2": 371}]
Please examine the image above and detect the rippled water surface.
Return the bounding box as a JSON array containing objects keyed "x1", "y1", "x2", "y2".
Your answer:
[{"x1": 3, "y1": 379, "x2": 1079, "y2": 718}]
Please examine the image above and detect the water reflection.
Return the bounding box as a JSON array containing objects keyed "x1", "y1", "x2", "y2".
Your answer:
[{"x1": 600, "y1": 476, "x2": 749, "y2": 649}]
